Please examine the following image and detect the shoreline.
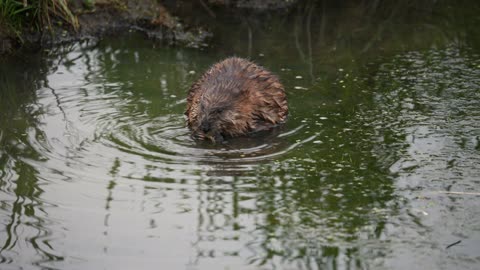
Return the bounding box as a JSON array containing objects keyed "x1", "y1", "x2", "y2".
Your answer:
[{"x1": 0, "y1": 0, "x2": 297, "y2": 55}]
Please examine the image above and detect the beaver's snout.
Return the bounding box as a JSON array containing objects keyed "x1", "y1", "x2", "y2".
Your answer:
[
  {"x1": 200, "y1": 121, "x2": 211, "y2": 134},
  {"x1": 195, "y1": 117, "x2": 225, "y2": 142},
  {"x1": 185, "y1": 57, "x2": 288, "y2": 143}
]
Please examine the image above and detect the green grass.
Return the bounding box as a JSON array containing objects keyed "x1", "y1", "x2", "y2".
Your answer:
[
  {"x1": 36, "y1": 0, "x2": 79, "y2": 30},
  {"x1": 0, "y1": 0, "x2": 31, "y2": 36},
  {"x1": 0, "y1": 0, "x2": 78, "y2": 37}
]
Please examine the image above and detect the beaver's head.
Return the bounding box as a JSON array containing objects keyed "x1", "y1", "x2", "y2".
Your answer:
[{"x1": 191, "y1": 90, "x2": 249, "y2": 143}]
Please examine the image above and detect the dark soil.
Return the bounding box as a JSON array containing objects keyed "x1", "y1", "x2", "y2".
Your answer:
[
  {"x1": 0, "y1": 0, "x2": 207, "y2": 54},
  {"x1": 0, "y1": 0, "x2": 300, "y2": 55}
]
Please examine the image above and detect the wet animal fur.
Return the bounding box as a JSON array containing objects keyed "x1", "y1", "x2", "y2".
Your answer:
[{"x1": 185, "y1": 57, "x2": 288, "y2": 142}]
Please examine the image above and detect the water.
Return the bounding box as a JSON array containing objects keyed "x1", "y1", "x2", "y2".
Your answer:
[{"x1": 1, "y1": 2, "x2": 480, "y2": 269}]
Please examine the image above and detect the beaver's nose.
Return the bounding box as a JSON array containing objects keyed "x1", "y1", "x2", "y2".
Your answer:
[{"x1": 200, "y1": 121, "x2": 211, "y2": 133}]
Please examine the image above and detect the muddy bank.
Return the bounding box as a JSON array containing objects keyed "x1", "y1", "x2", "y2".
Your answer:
[
  {"x1": 0, "y1": 0, "x2": 300, "y2": 55},
  {"x1": 0, "y1": 0, "x2": 204, "y2": 54}
]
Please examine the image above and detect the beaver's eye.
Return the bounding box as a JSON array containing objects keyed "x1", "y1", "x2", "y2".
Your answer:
[{"x1": 213, "y1": 108, "x2": 224, "y2": 114}]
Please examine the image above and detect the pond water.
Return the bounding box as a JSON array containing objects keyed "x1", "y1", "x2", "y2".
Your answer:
[{"x1": 1, "y1": 2, "x2": 480, "y2": 269}]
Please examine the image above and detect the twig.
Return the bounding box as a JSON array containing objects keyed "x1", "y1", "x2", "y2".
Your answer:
[
  {"x1": 446, "y1": 240, "x2": 461, "y2": 249},
  {"x1": 435, "y1": 191, "x2": 480, "y2": 196}
]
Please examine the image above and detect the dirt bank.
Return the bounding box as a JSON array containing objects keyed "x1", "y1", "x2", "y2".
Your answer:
[
  {"x1": 0, "y1": 0, "x2": 208, "y2": 54},
  {"x1": 0, "y1": 0, "x2": 302, "y2": 55}
]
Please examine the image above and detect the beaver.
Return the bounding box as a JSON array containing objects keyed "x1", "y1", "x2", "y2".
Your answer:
[{"x1": 185, "y1": 57, "x2": 288, "y2": 142}]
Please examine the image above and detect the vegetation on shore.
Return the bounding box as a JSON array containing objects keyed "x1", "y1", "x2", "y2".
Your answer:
[
  {"x1": 0, "y1": 0, "x2": 179, "y2": 53},
  {"x1": 0, "y1": 0, "x2": 78, "y2": 38}
]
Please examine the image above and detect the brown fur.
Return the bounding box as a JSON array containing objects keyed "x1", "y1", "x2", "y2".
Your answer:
[{"x1": 185, "y1": 57, "x2": 288, "y2": 142}]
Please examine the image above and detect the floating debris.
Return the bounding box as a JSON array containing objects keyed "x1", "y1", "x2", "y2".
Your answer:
[{"x1": 446, "y1": 240, "x2": 462, "y2": 249}]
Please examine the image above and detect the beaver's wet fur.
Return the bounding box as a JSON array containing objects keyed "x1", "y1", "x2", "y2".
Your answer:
[{"x1": 185, "y1": 57, "x2": 288, "y2": 142}]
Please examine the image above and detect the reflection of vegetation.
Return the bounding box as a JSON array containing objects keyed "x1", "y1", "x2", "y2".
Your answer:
[
  {"x1": 208, "y1": 0, "x2": 480, "y2": 75},
  {"x1": 0, "y1": 55, "x2": 62, "y2": 263},
  {"x1": 363, "y1": 46, "x2": 480, "y2": 174},
  {"x1": 89, "y1": 35, "x2": 208, "y2": 117},
  {"x1": 189, "y1": 73, "x2": 396, "y2": 267}
]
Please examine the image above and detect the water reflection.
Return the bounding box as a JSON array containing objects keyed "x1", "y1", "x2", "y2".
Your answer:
[
  {"x1": 0, "y1": 37, "x2": 394, "y2": 269},
  {"x1": 0, "y1": 1, "x2": 479, "y2": 269},
  {"x1": 358, "y1": 46, "x2": 480, "y2": 268},
  {"x1": 0, "y1": 55, "x2": 64, "y2": 265}
]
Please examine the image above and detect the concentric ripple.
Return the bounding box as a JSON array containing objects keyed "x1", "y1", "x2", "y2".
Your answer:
[
  {"x1": 108, "y1": 115, "x2": 316, "y2": 164},
  {"x1": 22, "y1": 43, "x2": 316, "y2": 186}
]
